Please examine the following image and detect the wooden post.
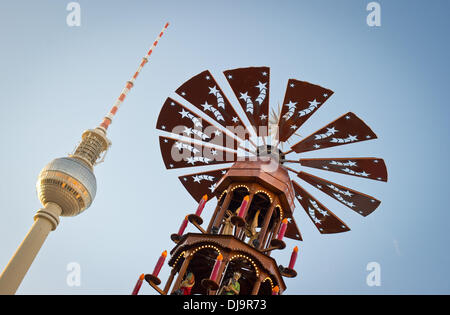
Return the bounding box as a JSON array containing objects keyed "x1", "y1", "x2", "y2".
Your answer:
[
  {"x1": 163, "y1": 268, "x2": 177, "y2": 294},
  {"x1": 257, "y1": 201, "x2": 277, "y2": 250},
  {"x1": 207, "y1": 197, "x2": 223, "y2": 233},
  {"x1": 170, "y1": 251, "x2": 192, "y2": 294},
  {"x1": 211, "y1": 188, "x2": 233, "y2": 233},
  {"x1": 251, "y1": 274, "x2": 263, "y2": 295}
]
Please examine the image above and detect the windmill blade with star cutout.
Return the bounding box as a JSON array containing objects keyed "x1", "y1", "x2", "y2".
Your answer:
[
  {"x1": 277, "y1": 79, "x2": 334, "y2": 143},
  {"x1": 175, "y1": 70, "x2": 252, "y2": 142},
  {"x1": 288, "y1": 112, "x2": 377, "y2": 154},
  {"x1": 223, "y1": 66, "x2": 270, "y2": 138},
  {"x1": 156, "y1": 97, "x2": 244, "y2": 151},
  {"x1": 178, "y1": 168, "x2": 230, "y2": 202}
]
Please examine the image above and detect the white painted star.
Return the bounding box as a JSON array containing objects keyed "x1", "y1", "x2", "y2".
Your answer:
[
  {"x1": 344, "y1": 191, "x2": 353, "y2": 197},
  {"x1": 169, "y1": 164, "x2": 174, "y2": 168},
  {"x1": 285, "y1": 100, "x2": 297, "y2": 109},
  {"x1": 323, "y1": 93, "x2": 328, "y2": 97},
  {"x1": 290, "y1": 125, "x2": 297, "y2": 130},
  {"x1": 262, "y1": 71, "x2": 267, "y2": 76},
  {"x1": 183, "y1": 127, "x2": 193, "y2": 136},
  {"x1": 221, "y1": 170, "x2": 227, "y2": 174},
  {"x1": 179, "y1": 109, "x2": 189, "y2": 118},
  {"x1": 181, "y1": 91, "x2": 186, "y2": 96},
  {"x1": 211, "y1": 149, "x2": 217, "y2": 156},
  {"x1": 313, "y1": 144, "x2": 321, "y2": 149},
  {"x1": 201, "y1": 101, "x2": 212, "y2": 111},
  {"x1": 183, "y1": 177, "x2": 187, "y2": 181},
  {"x1": 232, "y1": 117, "x2": 239, "y2": 123},
  {"x1": 347, "y1": 160, "x2": 357, "y2": 167},
  {"x1": 214, "y1": 130, "x2": 222, "y2": 136},
  {"x1": 193, "y1": 175, "x2": 201, "y2": 183},
  {"x1": 209, "y1": 86, "x2": 219, "y2": 95},
  {"x1": 347, "y1": 135, "x2": 358, "y2": 142},
  {"x1": 366, "y1": 135, "x2": 371, "y2": 139},
  {"x1": 290, "y1": 83, "x2": 295, "y2": 88},
  {"x1": 175, "y1": 142, "x2": 183, "y2": 150},
  {"x1": 345, "y1": 115, "x2": 351, "y2": 119},
  {"x1": 360, "y1": 171, "x2": 370, "y2": 177},
  {"x1": 186, "y1": 157, "x2": 195, "y2": 165},
  {"x1": 308, "y1": 99, "x2": 321, "y2": 108},
  {"x1": 316, "y1": 184, "x2": 322, "y2": 189},
  {"x1": 255, "y1": 81, "x2": 267, "y2": 90},
  {"x1": 170, "y1": 101, "x2": 176, "y2": 106},
  {"x1": 374, "y1": 160, "x2": 379, "y2": 163},
  {"x1": 209, "y1": 183, "x2": 216, "y2": 192},
  {"x1": 296, "y1": 195, "x2": 303, "y2": 200},
  {"x1": 239, "y1": 92, "x2": 249, "y2": 100},
  {"x1": 322, "y1": 166, "x2": 329, "y2": 169},
  {"x1": 205, "y1": 75, "x2": 211, "y2": 80},
  {"x1": 260, "y1": 114, "x2": 267, "y2": 120},
  {"x1": 227, "y1": 74, "x2": 233, "y2": 79},
  {"x1": 161, "y1": 125, "x2": 166, "y2": 130},
  {"x1": 327, "y1": 127, "x2": 338, "y2": 134},
  {"x1": 164, "y1": 139, "x2": 168, "y2": 143}
]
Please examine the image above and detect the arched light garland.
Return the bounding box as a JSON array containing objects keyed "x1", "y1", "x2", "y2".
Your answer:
[
  {"x1": 275, "y1": 205, "x2": 284, "y2": 219},
  {"x1": 217, "y1": 190, "x2": 228, "y2": 202},
  {"x1": 173, "y1": 251, "x2": 186, "y2": 266},
  {"x1": 263, "y1": 276, "x2": 274, "y2": 289},
  {"x1": 254, "y1": 189, "x2": 273, "y2": 203},
  {"x1": 230, "y1": 184, "x2": 250, "y2": 192},
  {"x1": 190, "y1": 244, "x2": 221, "y2": 257},
  {"x1": 229, "y1": 253, "x2": 259, "y2": 277}
]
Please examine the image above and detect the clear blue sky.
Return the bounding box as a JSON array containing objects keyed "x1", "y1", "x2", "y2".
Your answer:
[{"x1": 0, "y1": 0, "x2": 449, "y2": 294}]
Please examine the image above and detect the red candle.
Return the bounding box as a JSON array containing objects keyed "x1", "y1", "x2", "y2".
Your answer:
[
  {"x1": 237, "y1": 196, "x2": 250, "y2": 218},
  {"x1": 277, "y1": 218, "x2": 288, "y2": 240},
  {"x1": 131, "y1": 273, "x2": 145, "y2": 295},
  {"x1": 272, "y1": 285, "x2": 279, "y2": 295},
  {"x1": 178, "y1": 216, "x2": 189, "y2": 235},
  {"x1": 152, "y1": 250, "x2": 167, "y2": 277},
  {"x1": 195, "y1": 194, "x2": 208, "y2": 216},
  {"x1": 288, "y1": 246, "x2": 299, "y2": 270},
  {"x1": 209, "y1": 253, "x2": 223, "y2": 282}
]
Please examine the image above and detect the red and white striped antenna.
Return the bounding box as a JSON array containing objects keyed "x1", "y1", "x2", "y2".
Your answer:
[{"x1": 99, "y1": 22, "x2": 170, "y2": 132}]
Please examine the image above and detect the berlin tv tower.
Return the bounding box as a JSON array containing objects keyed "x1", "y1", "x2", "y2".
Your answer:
[{"x1": 0, "y1": 22, "x2": 169, "y2": 294}]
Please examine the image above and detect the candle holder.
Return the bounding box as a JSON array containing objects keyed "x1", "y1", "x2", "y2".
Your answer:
[
  {"x1": 278, "y1": 265, "x2": 298, "y2": 278},
  {"x1": 269, "y1": 238, "x2": 286, "y2": 250},
  {"x1": 230, "y1": 215, "x2": 246, "y2": 227},
  {"x1": 144, "y1": 273, "x2": 162, "y2": 286},
  {"x1": 201, "y1": 278, "x2": 219, "y2": 291},
  {"x1": 187, "y1": 214, "x2": 203, "y2": 226},
  {"x1": 170, "y1": 233, "x2": 182, "y2": 243}
]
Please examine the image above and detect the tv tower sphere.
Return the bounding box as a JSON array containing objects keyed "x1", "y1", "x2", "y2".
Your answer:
[{"x1": 36, "y1": 127, "x2": 109, "y2": 216}]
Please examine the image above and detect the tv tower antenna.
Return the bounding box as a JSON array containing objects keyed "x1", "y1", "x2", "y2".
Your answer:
[{"x1": 0, "y1": 22, "x2": 169, "y2": 294}]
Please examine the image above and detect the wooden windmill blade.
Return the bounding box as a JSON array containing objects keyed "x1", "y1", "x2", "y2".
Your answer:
[
  {"x1": 277, "y1": 79, "x2": 334, "y2": 143},
  {"x1": 223, "y1": 66, "x2": 270, "y2": 138},
  {"x1": 156, "y1": 97, "x2": 246, "y2": 151},
  {"x1": 175, "y1": 70, "x2": 251, "y2": 141},
  {"x1": 288, "y1": 112, "x2": 377, "y2": 154},
  {"x1": 292, "y1": 180, "x2": 350, "y2": 234},
  {"x1": 159, "y1": 135, "x2": 241, "y2": 170},
  {"x1": 297, "y1": 157, "x2": 388, "y2": 182},
  {"x1": 178, "y1": 168, "x2": 230, "y2": 202},
  {"x1": 297, "y1": 171, "x2": 381, "y2": 216}
]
